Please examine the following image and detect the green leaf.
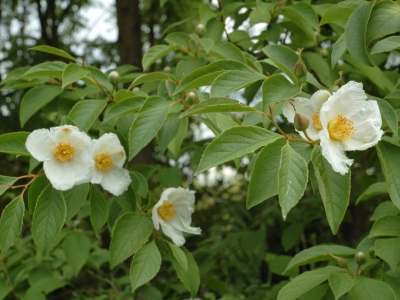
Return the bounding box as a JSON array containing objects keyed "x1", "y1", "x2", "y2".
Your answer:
[
  {"x1": 61, "y1": 64, "x2": 89, "y2": 89},
  {"x1": 278, "y1": 266, "x2": 345, "y2": 300},
  {"x1": 68, "y1": 100, "x2": 107, "y2": 131},
  {"x1": 128, "y1": 72, "x2": 171, "y2": 90},
  {"x1": 320, "y1": 0, "x2": 363, "y2": 25},
  {"x1": 157, "y1": 113, "x2": 181, "y2": 153},
  {"x1": 20, "y1": 85, "x2": 63, "y2": 127},
  {"x1": 366, "y1": 1, "x2": 400, "y2": 43},
  {"x1": 29, "y1": 45, "x2": 77, "y2": 61},
  {"x1": 356, "y1": 182, "x2": 388, "y2": 204},
  {"x1": 349, "y1": 276, "x2": 395, "y2": 300},
  {"x1": 142, "y1": 45, "x2": 180, "y2": 70},
  {"x1": 166, "y1": 241, "x2": 188, "y2": 271},
  {"x1": 210, "y1": 71, "x2": 265, "y2": 97},
  {"x1": 210, "y1": 42, "x2": 246, "y2": 63},
  {"x1": 331, "y1": 33, "x2": 347, "y2": 69},
  {"x1": 63, "y1": 183, "x2": 90, "y2": 221},
  {"x1": 130, "y1": 241, "x2": 162, "y2": 294},
  {"x1": 174, "y1": 59, "x2": 256, "y2": 95},
  {"x1": 371, "y1": 36, "x2": 400, "y2": 54},
  {"x1": 103, "y1": 97, "x2": 145, "y2": 123},
  {"x1": 167, "y1": 117, "x2": 188, "y2": 159},
  {"x1": 109, "y1": 212, "x2": 153, "y2": 269},
  {"x1": 181, "y1": 97, "x2": 257, "y2": 118},
  {"x1": 376, "y1": 98, "x2": 398, "y2": 136},
  {"x1": 262, "y1": 74, "x2": 302, "y2": 111},
  {"x1": 278, "y1": 144, "x2": 308, "y2": 220},
  {"x1": 130, "y1": 171, "x2": 148, "y2": 198},
  {"x1": 89, "y1": 185, "x2": 108, "y2": 236},
  {"x1": 311, "y1": 146, "x2": 351, "y2": 234},
  {"x1": 62, "y1": 232, "x2": 91, "y2": 276},
  {"x1": 282, "y1": 224, "x2": 304, "y2": 252},
  {"x1": 168, "y1": 246, "x2": 200, "y2": 298},
  {"x1": 247, "y1": 139, "x2": 286, "y2": 209},
  {"x1": 282, "y1": 3, "x2": 318, "y2": 42},
  {"x1": 32, "y1": 185, "x2": 66, "y2": 255},
  {"x1": 20, "y1": 61, "x2": 67, "y2": 79},
  {"x1": 85, "y1": 66, "x2": 113, "y2": 92},
  {"x1": 345, "y1": 2, "x2": 374, "y2": 66},
  {"x1": 284, "y1": 245, "x2": 357, "y2": 273},
  {"x1": 375, "y1": 237, "x2": 400, "y2": 270},
  {"x1": 261, "y1": 45, "x2": 299, "y2": 83},
  {"x1": 369, "y1": 215, "x2": 400, "y2": 237},
  {"x1": 0, "y1": 132, "x2": 30, "y2": 156},
  {"x1": 376, "y1": 141, "x2": 400, "y2": 209},
  {"x1": 28, "y1": 174, "x2": 49, "y2": 214},
  {"x1": 0, "y1": 195, "x2": 24, "y2": 254},
  {"x1": 370, "y1": 201, "x2": 400, "y2": 221},
  {"x1": 0, "y1": 175, "x2": 18, "y2": 196},
  {"x1": 328, "y1": 273, "x2": 354, "y2": 300},
  {"x1": 128, "y1": 96, "x2": 170, "y2": 160},
  {"x1": 196, "y1": 126, "x2": 282, "y2": 175}
]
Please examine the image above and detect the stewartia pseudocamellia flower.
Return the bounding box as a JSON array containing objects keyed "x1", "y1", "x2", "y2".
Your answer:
[
  {"x1": 25, "y1": 125, "x2": 93, "y2": 190},
  {"x1": 91, "y1": 133, "x2": 131, "y2": 196},
  {"x1": 283, "y1": 81, "x2": 383, "y2": 175},
  {"x1": 152, "y1": 187, "x2": 201, "y2": 247}
]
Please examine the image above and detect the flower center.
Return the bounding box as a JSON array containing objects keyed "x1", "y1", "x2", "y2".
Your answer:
[
  {"x1": 312, "y1": 110, "x2": 322, "y2": 130},
  {"x1": 157, "y1": 200, "x2": 177, "y2": 220},
  {"x1": 95, "y1": 153, "x2": 114, "y2": 171},
  {"x1": 328, "y1": 115, "x2": 354, "y2": 141},
  {"x1": 53, "y1": 142, "x2": 75, "y2": 162}
]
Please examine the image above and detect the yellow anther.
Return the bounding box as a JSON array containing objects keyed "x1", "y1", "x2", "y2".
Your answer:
[
  {"x1": 312, "y1": 110, "x2": 322, "y2": 130},
  {"x1": 328, "y1": 114, "x2": 354, "y2": 140},
  {"x1": 95, "y1": 153, "x2": 114, "y2": 171},
  {"x1": 157, "y1": 200, "x2": 177, "y2": 220},
  {"x1": 53, "y1": 142, "x2": 75, "y2": 162}
]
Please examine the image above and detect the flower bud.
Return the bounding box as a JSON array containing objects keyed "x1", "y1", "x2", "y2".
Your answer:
[
  {"x1": 108, "y1": 71, "x2": 121, "y2": 86},
  {"x1": 334, "y1": 71, "x2": 345, "y2": 87},
  {"x1": 354, "y1": 252, "x2": 367, "y2": 266},
  {"x1": 293, "y1": 48, "x2": 307, "y2": 78},
  {"x1": 185, "y1": 91, "x2": 198, "y2": 106},
  {"x1": 196, "y1": 24, "x2": 206, "y2": 37},
  {"x1": 368, "y1": 247, "x2": 375, "y2": 258},
  {"x1": 163, "y1": 66, "x2": 171, "y2": 73},
  {"x1": 328, "y1": 252, "x2": 347, "y2": 268},
  {"x1": 294, "y1": 113, "x2": 309, "y2": 131}
]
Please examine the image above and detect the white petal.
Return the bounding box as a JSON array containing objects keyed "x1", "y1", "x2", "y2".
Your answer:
[
  {"x1": 99, "y1": 168, "x2": 131, "y2": 196},
  {"x1": 282, "y1": 101, "x2": 296, "y2": 123},
  {"x1": 168, "y1": 187, "x2": 196, "y2": 206},
  {"x1": 160, "y1": 222, "x2": 186, "y2": 246},
  {"x1": 320, "y1": 132, "x2": 353, "y2": 175},
  {"x1": 322, "y1": 81, "x2": 367, "y2": 120},
  {"x1": 152, "y1": 204, "x2": 161, "y2": 230},
  {"x1": 311, "y1": 90, "x2": 331, "y2": 109},
  {"x1": 94, "y1": 133, "x2": 126, "y2": 168},
  {"x1": 25, "y1": 128, "x2": 57, "y2": 161}
]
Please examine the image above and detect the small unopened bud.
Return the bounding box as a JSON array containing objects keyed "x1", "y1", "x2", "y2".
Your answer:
[
  {"x1": 319, "y1": 49, "x2": 328, "y2": 57},
  {"x1": 354, "y1": 252, "x2": 367, "y2": 266},
  {"x1": 293, "y1": 48, "x2": 307, "y2": 78},
  {"x1": 196, "y1": 24, "x2": 206, "y2": 37},
  {"x1": 330, "y1": 85, "x2": 339, "y2": 93},
  {"x1": 185, "y1": 91, "x2": 198, "y2": 106},
  {"x1": 133, "y1": 87, "x2": 140, "y2": 92},
  {"x1": 368, "y1": 247, "x2": 375, "y2": 258},
  {"x1": 108, "y1": 71, "x2": 121, "y2": 86},
  {"x1": 294, "y1": 113, "x2": 309, "y2": 131},
  {"x1": 163, "y1": 66, "x2": 171, "y2": 73},
  {"x1": 334, "y1": 71, "x2": 345, "y2": 87},
  {"x1": 328, "y1": 252, "x2": 347, "y2": 268}
]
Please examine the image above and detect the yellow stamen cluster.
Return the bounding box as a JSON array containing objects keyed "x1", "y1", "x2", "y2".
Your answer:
[
  {"x1": 53, "y1": 142, "x2": 75, "y2": 162},
  {"x1": 157, "y1": 200, "x2": 177, "y2": 220},
  {"x1": 312, "y1": 110, "x2": 322, "y2": 130},
  {"x1": 95, "y1": 153, "x2": 114, "y2": 171},
  {"x1": 328, "y1": 115, "x2": 354, "y2": 141}
]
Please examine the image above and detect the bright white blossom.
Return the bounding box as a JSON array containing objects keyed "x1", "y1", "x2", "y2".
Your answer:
[
  {"x1": 152, "y1": 187, "x2": 201, "y2": 247},
  {"x1": 25, "y1": 125, "x2": 93, "y2": 190},
  {"x1": 91, "y1": 133, "x2": 131, "y2": 196},
  {"x1": 283, "y1": 81, "x2": 384, "y2": 175}
]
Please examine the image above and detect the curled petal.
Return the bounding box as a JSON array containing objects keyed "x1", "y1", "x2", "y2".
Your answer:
[
  {"x1": 320, "y1": 132, "x2": 354, "y2": 175},
  {"x1": 98, "y1": 168, "x2": 131, "y2": 196}
]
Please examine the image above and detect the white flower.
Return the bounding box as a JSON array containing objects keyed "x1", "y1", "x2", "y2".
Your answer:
[
  {"x1": 91, "y1": 133, "x2": 131, "y2": 196},
  {"x1": 152, "y1": 187, "x2": 201, "y2": 247},
  {"x1": 25, "y1": 125, "x2": 93, "y2": 190},
  {"x1": 283, "y1": 81, "x2": 384, "y2": 175}
]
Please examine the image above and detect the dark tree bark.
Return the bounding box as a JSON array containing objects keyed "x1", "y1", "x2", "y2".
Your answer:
[{"x1": 116, "y1": 0, "x2": 142, "y2": 69}]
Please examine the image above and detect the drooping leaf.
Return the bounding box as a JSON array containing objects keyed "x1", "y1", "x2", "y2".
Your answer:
[
  {"x1": 356, "y1": 182, "x2": 388, "y2": 204},
  {"x1": 89, "y1": 185, "x2": 108, "y2": 236},
  {"x1": 261, "y1": 45, "x2": 299, "y2": 83},
  {"x1": 0, "y1": 132, "x2": 30, "y2": 156},
  {"x1": 128, "y1": 72, "x2": 171, "y2": 90},
  {"x1": 32, "y1": 185, "x2": 66, "y2": 255},
  {"x1": 345, "y1": 2, "x2": 374, "y2": 66},
  {"x1": 196, "y1": 126, "x2": 282, "y2": 175},
  {"x1": 28, "y1": 174, "x2": 49, "y2": 214},
  {"x1": 103, "y1": 97, "x2": 145, "y2": 123},
  {"x1": 331, "y1": 33, "x2": 347, "y2": 69},
  {"x1": 371, "y1": 36, "x2": 400, "y2": 54},
  {"x1": 374, "y1": 237, "x2": 400, "y2": 270},
  {"x1": 320, "y1": 0, "x2": 364, "y2": 25},
  {"x1": 349, "y1": 276, "x2": 395, "y2": 300},
  {"x1": 63, "y1": 183, "x2": 90, "y2": 221},
  {"x1": 29, "y1": 45, "x2": 77, "y2": 61},
  {"x1": 369, "y1": 215, "x2": 400, "y2": 237},
  {"x1": 366, "y1": 1, "x2": 400, "y2": 43},
  {"x1": 166, "y1": 241, "x2": 188, "y2": 271},
  {"x1": 20, "y1": 61, "x2": 67, "y2": 79},
  {"x1": 311, "y1": 146, "x2": 351, "y2": 234},
  {"x1": 0, "y1": 175, "x2": 18, "y2": 196},
  {"x1": 68, "y1": 100, "x2": 107, "y2": 131},
  {"x1": 130, "y1": 241, "x2": 162, "y2": 293},
  {"x1": 328, "y1": 273, "x2": 354, "y2": 300},
  {"x1": 20, "y1": 85, "x2": 63, "y2": 127},
  {"x1": 370, "y1": 201, "x2": 400, "y2": 221},
  {"x1": 375, "y1": 98, "x2": 398, "y2": 136},
  {"x1": 376, "y1": 141, "x2": 400, "y2": 209},
  {"x1": 129, "y1": 171, "x2": 148, "y2": 198},
  {"x1": 278, "y1": 144, "x2": 308, "y2": 220},
  {"x1": 210, "y1": 42, "x2": 246, "y2": 63},
  {"x1": 62, "y1": 232, "x2": 91, "y2": 276},
  {"x1": 62, "y1": 64, "x2": 89, "y2": 89},
  {"x1": 0, "y1": 195, "x2": 24, "y2": 254},
  {"x1": 142, "y1": 45, "x2": 180, "y2": 70},
  {"x1": 109, "y1": 212, "x2": 153, "y2": 269}
]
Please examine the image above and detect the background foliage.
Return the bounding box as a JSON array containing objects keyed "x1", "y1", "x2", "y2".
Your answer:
[{"x1": 1, "y1": 0, "x2": 400, "y2": 299}]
